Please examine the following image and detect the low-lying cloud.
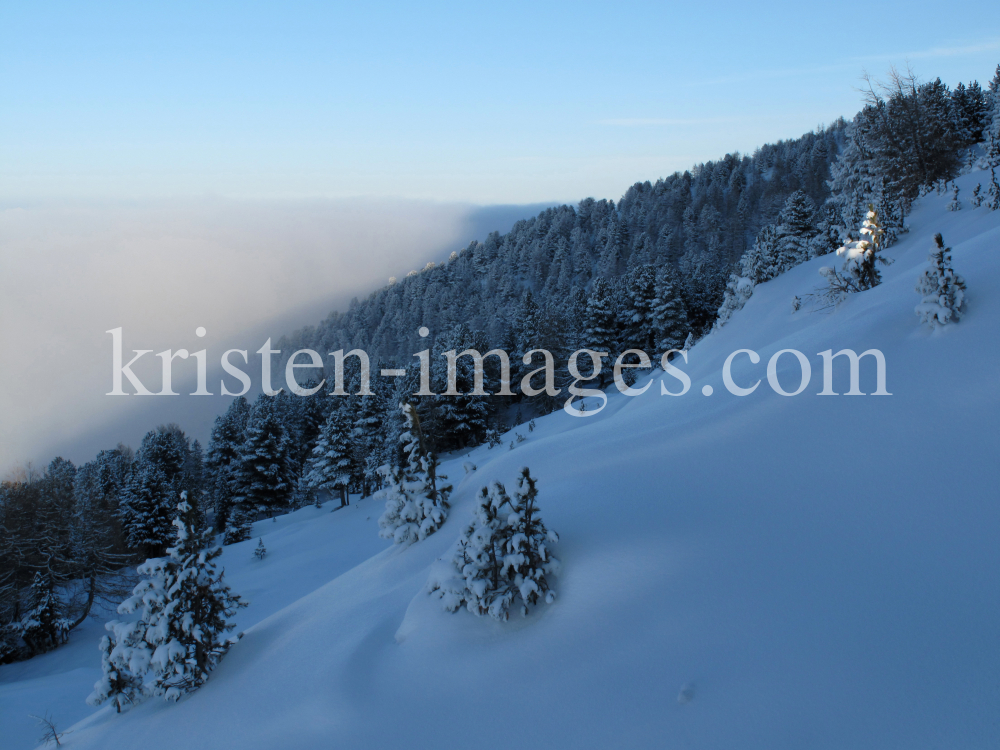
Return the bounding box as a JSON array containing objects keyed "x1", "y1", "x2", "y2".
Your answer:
[{"x1": 0, "y1": 197, "x2": 549, "y2": 474}]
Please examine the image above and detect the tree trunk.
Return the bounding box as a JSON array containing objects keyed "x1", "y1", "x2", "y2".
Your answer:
[{"x1": 70, "y1": 574, "x2": 96, "y2": 631}]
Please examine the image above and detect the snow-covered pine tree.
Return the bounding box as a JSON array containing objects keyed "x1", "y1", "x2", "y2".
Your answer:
[
  {"x1": 253, "y1": 538, "x2": 267, "y2": 560},
  {"x1": 821, "y1": 203, "x2": 891, "y2": 296},
  {"x1": 354, "y1": 370, "x2": 391, "y2": 496},
  {"x1": 430, "y1": 482, "x2": 513, "y2": 618},
  {"x1": 120, "y1": 429, "x2": 187, "y2": 557},
  {"x1": 621, "y1": 265, "x2": 658, "y2": 352},
  {"x1": 915, "y1": 233, "x2": 967, "y2": 328},
  {"x1": 774, "y1": 191, "x2": 817, "y2": 271},
  {"x1": 429, "y1": 467, "x2": 558, "y2": 621},
  {"x1": 501, "y1": 467, "x2": 560, "y2": 615},
  {"x1": 19, "y1": 573, "x2": 61, "y2": 656},
  {"x1": 714, "y1": 262, "x2": 754, "y2": 331},
  {"x1": 583, "y1": 278, "x2": 619, "y2": 382},
  {"x1": 743, "y1": 224, "x2": 782, "y2": 284},
  {"x1": 377, "y1": 403, "x2": 452, "y2": 545},
  {"x1": 971, "y1": 183, "x2": 983, "y2": 208},
  {"x1": 119, "y1": 494, "x2": 246, "y2": 701},
  {"x1": 650, "y1": 265, "x2": 689, "y2": 351},
  {"x1": 807, "y1": 204, "x2": 845, "y2": 259},
  {"x1": 205, "y1": 396, "x2": 250, "y2": 533},
  {"x1": 87, "y1": 622, "x2": 146, "y2": 712},
  {"x1": 432, "y1": 324, "x2": 491, "y2": 449},
  {"x1": 948, "y1": 183, "x2": 961, "y2": 211},
  {"x1": 227, "y1": 395, "x2": 295, "y2": 540},
  {"x1": 303, "y1": 401, "x2": 357, "y2": 507}
]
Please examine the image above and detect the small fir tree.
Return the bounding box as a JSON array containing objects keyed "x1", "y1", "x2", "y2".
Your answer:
[
  {"x1": 429, "y1": 467, "x2": 559, "y2": 621},
  {"x1": 947, "y1": 183, "x2": 961, "y2": 211},
  {"x1": 377, "y1": 404, "x2": 452, "y2": 545},
  {"x1": 87, "y1": 623, "x2": 146, "y2": 712},
  {"x1": 303, "y1": 402, "x2": 357, "y2": 507},
  {"x1": 915, "y1": 233, "x2": 967, "y2": 328},
  {"x1": 119, "y1": 494, "x2": 246, "y2": 701},
  {"x1": 20, "y1": 573, "x2": 61, "y2": 656}
]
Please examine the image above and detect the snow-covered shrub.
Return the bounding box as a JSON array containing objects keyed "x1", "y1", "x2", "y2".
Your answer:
[
  {"x1": 253, "y1": 538, "x2": 267, "y2": 560},
  {"x1": 915, "y1": 233, "x2": 967, "y2": 328},
  {"x1": 377, "y1": 404, "x2": 451, "y2": 545},
  {"x1": 429, "y1": 467, "x2": 559, "y2": 621}
]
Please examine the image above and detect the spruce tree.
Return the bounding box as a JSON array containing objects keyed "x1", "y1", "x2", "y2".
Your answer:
[
  {"x1": 430, "y1": 467, "x2": 558, "y2": 621},
  {"x1": 501, "y1": 467, "x2": 560, "y2": 615},
  {"x1": 303, "y1": 401, "x2": 357, "y2": 507},
  {"x1": 120, "y1": 429, "x2": 187, "y2": 557},
  {"x1": 228, "y1": 395, "x2": 295, "y2": 538},
  {"x1": 432, "y1": 482, "x2": 513, "y2": 618},
  {"x1": 621, "y1": 265, "x2": 659, "y2": 352},
  {"x1": 774, "y1": 191, "x2": 817, "y2": 271},
  {"x1": 377, "y1": 404, "x2": 451, "y2": 545},
  {"x1": 19, "y1": 573, "x2": 62, "y2": 656},
  {"x1": 583, "y1": 277, "x2": 619, "y2": 375},
  {"x1": 118, "y1": 495, "x2": 246, "y2": 701},
  {"x1": 650, "y1": 265, "x2": 689, "y2": 351},
  {"x1": 824, "y1": 204, "x2": 890, "y2": 294},
  {"x1": 205, "y1": 396, "x2": 250, "y2": 533},
  {"x1": 87, "y1": 623, "x2": 146, "y2": 712},
  {"x1": 915, "y1": 233, "x2": 967, "y2": 328},
  {"x1": 948, "y1": 184, "x2": 961, "y2": 211}
]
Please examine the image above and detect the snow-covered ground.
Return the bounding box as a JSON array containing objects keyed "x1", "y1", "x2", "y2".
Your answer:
[{"x1": 2, "y1": 170, "x2": 999, "y2": 750}]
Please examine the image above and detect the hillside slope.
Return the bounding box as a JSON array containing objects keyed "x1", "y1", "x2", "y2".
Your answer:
[{"x1": 4, "y1": 170, "x2": 999, "y2": 750}]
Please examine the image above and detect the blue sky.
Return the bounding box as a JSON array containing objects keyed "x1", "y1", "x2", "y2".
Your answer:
[{"x1": 2, "y1": 1, "x2": 999, "y2": 204}]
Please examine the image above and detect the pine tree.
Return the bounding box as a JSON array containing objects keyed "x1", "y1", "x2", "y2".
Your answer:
[
  {"x1": 501, "y1": 467, "x2": 560, "y2": 615},
  {"x1": 583, "y1": 277, "x2": 619, "y2": 380},
  {"x1": 822, "y1": 204, "x2": 891, "y2": 295},
  {"x1": 429, "y1": 467, "x2": 558, "y2": 621},
  {"x1": 621, "y1": 265, "x2": 659, "y2": 352},
  {"x1": 432, "y1": 324, "x2": 492, "y2": 449},
  {"x1": 120, "y1": 429, "x2": 187, "y2": 557},
  {"x1": 87, "y1": 622, "x2": 146, "y2": 712},
  {"x1": 774, "y1": 191, "x2": 817, "y2": 271},
  {"x1": 971, "y1": 183, "x2": 983, "y2": 208},
  {"x1": 948, "y1": 183, "x2": 961, "y2": 211},
  {"x1": 228, "y1": 396, "x2": 294, "y2": 541},
  {"x1": 205, "y1": 397, "x2": 250, "y2": 533},
  {"x1": 118, "y1": 495, "x2": 246, "y2": 701},
  {"x1": 915, "y1": 233, "x2": 967, "y2": 328},
  {"x1": 354, "y1": 371, "x2": 392, "y2": 497},
  {"x1": 714, "y1": 265, "x2": 754, "y2": 330},
  {"x1": 303, "y1": 401, "x2": 357, "y2": 507},
  {"x1": 650, "y1": 265, "x2": 689, "y2": 351},
  {"x1": 377, "y1": 404, "x2": 451, "y2": 545},
  {"x1": 432, "y1": 482, "x2": 513, "y2": 619},
  {"x1": 19, "y1": 573, "x2": 62, "y2": 656}
]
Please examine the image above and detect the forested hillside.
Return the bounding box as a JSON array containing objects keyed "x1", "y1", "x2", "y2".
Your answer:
[{"x1": 2, "y1": 64, "x2": 999, "y2": 675}]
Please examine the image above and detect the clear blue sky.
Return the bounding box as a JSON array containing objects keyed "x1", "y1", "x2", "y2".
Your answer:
[{"x1": 2, "y1": 1, "x2": 999, "y2": 204}]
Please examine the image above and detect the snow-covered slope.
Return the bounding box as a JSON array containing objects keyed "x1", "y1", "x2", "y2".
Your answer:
[{"x1": 3, "y1": 171, "x2": 999, "y2": 750}]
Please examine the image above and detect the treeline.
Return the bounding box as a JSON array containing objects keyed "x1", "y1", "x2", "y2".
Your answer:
[{"x1": 3, "y1": 64, "x2": 998, "y2": 666}]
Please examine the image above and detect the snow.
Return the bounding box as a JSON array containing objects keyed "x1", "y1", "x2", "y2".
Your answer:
[{"x1": 2, "y1": 169, "x2": 999, "y2": 749}]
